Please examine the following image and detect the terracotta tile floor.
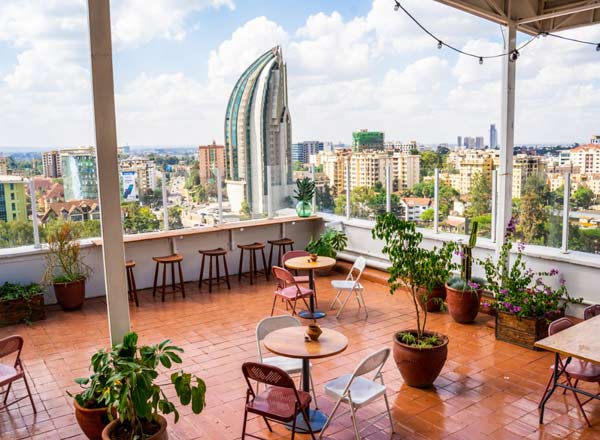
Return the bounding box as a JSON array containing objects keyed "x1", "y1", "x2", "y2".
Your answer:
[{"x1": 1, "y1": 273, "x2": 599, "y2": 439}]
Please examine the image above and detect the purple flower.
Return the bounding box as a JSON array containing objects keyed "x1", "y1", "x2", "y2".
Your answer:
[
  {"x1": 500, "y1": 288, "x2": 508, "y2": 295},
  {"x1": 467, "y1": 281, "x2": 480, "y2": 290},
  {"x1": 517, "y1": 241, "x2": 525, "y2": 252},
  {"x1": 559, "y1": 277, "x2": 566, "y2": 286},
  {"x1": 506, "y1": 217, "x2": 518, "y2": 237},
  {"x1": 544, "y1": 287, "x2": 552, "y2": 295},
  {"x1": 482, "y1": 302, "x2": 491, "y2": 308},
  {"x1": 536, "y1": 278, "x2": 543, "y2": 286},
  {"x1": 513, "y1": 306, "x2": 522, "y2": 313},
  {"x1": 549, "y1": 268, "x2": 559, "y2": 276}
]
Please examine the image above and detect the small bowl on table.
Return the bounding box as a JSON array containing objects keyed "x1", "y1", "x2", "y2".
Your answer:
[{"x1": 310, "y1": 253, "x2": 318, "y2": 262}]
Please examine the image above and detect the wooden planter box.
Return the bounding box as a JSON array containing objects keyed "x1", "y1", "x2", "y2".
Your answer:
[
  {"x1": 495, "y1": 311, "x2": 559, "y2": 350},
  {"x1": 0, "y1": 295, "x2": 45, "y2": 327}
]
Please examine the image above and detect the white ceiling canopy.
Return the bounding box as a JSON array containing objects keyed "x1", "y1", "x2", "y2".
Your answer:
[{"x1": 434, "y1": 0, "x2": 600, "y2": 34}]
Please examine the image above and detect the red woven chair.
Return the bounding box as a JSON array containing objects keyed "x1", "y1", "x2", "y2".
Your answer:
[
  {"x1": 282, "y1": 250, "x2": 318, "y2": 306},
  {"x1": 271, "y1": 266, "x2": 314, "y2": 316},
  {"x1": 583, "y1": 304, "x2": 600, "y2": 320},
  {"x1": 241, "y1": 362, "x2": 316, "y2": 440},
  {"x1": 0, "y1": 335, "x2": 36, "y2": 413},
  {"x1": 538, "y1": 318, "x2": 600, "y2": 427}
]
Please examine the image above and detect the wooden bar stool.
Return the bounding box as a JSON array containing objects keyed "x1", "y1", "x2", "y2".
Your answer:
[
  {"x1": 267, "y1": 238, "x2": 294, "y2": 271},
  {"x1": 125, "y1": 260, "x2": 139, "y2": 307},
  {"x1": 198, "y1": 248, "x2": 231, "y2": 293},
  {"x1": 237, "y1": 242, "x2": 269, "y2": 285},
  {"x1": 152, "y1": 254, "x2": 185, "y2": 301}
]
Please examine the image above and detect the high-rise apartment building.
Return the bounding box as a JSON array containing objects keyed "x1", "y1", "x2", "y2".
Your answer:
[
  {"x1": 198, "y1": 142, "x2": 225, "y2": 185},
  {"x1": 570, "y1": 144, "x2": 600, "y2": 174},
  {"x1": 490, "y1": 124, "x2": 498, "y2": 149},
  {"x1": 352, "y1": 130, "x2": 384, "y2": 152},
  {"x1": 513, "y1": 155, "x2": 542, "y2": 198},
  {"x1": 0, "y1": 156, "x2": 8, "y2": 176},
  {"x1": 120, "y1": 157, "x2": 157, "y2": 194},
  {"x1": 292, "y1": 141, "x2": 324, "y2": 164},
  {"x1": 0, "y1": 176, "x2": 27, "y2": 222},
  {"x1": 393, "y1": 153, "x2": 420, "y2": 191},
  {"x1": 384, "y1": 140, "x2": 417, "y2": 154},
  {"x1": 457, "y1": 136, "x2": 462, "y2": 148},
  {"x1": 476, "y1": 136, "x2": 485, "y2": 149},
  {"x1": 61, "y1": 147, "x2": 98, "y2": 201},
  {"x1": 224, "y1": 46, "x2": 292, "y2": 214},
  {"x1": 445, "y1": 149, "x2": 499, "y2": 194},
  {"x1": 318, "y1": 149, "x2": 351, "y2": 194},
  {"x1": 349, "y1": 152, "x2": 388, "y2": 189},
  {"x1": 42, "y1": 151, "x2": 62, "y2": 178}
]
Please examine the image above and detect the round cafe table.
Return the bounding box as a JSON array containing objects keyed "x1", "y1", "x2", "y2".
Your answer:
[
  {"x1": 263, "y1": 326, "x2": 348, "y2": 433},
  {"x1": 284, "y1": 255, "x2": 336, "y2": 319}
]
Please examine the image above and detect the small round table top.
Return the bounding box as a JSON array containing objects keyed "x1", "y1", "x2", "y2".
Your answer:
[
  {"x1": 263, "y1": 326, "x2": 348, "y2": 360},
  {"x1": 284, "y1": 256, "x2": 336, "y2": 271}
]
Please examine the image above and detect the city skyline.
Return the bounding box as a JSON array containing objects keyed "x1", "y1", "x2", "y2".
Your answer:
[{"x1": 0, "y1": 0, "x2": 599, "y2": 147}]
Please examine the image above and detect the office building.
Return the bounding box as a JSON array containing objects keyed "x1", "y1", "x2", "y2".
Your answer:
[
  {"x1": 352, "y1": 130, "x2": 384, "y2": 151},
  {"x1": 490, "y1": 124, "x2": 498, "y2": 149},
  {"x1": 61, "y1": 147, "x2": 98, "y2": 201},
  {"x1": 198, "y1": 142, "x2": 225, "y2": 185},
  {"x1": 292, "y1": 141, "x2": 324, "y2": 164},
  {"x1": 224, "y1": 46, "x2": 292, "y2": 214},
  {"x1": 476, "y1": 136, "x2": 485, "y2": 149},
  {"x1": 0, "y1": 176, "x2": 27, "y2": 222},
  {"x1": 457, "y1": 136, "x2": 462, "y2": 148}
]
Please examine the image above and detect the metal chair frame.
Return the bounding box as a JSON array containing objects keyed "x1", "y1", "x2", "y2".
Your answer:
[
  {"x1": 271, "y1": 266, "x2": 313, "y2": 316},
  {"x1": 0, "y1": 335, "x2": 36, "y2": 414},
  {"x1": 329, "y1": 256, "x2": 367, "y2": 319},
  {"x1": 319, "y1": 347, "x2": 394, "y2": 439}
]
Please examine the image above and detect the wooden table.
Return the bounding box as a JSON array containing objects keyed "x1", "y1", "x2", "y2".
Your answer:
[
  {"x1": 263, "y1": 326, "x2": 348, "y2": 432},
  {"x1": 285, "y1": 256, "x2": 336, "y2": 319},
  {"x1": 535, "y1": 315, "x2": 600, "y2": 424}
]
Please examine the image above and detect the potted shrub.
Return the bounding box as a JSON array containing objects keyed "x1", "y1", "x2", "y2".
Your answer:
[
  {"x1": 97, "y1": 331, "x2": 206, "y2": 440},
  {"x1": 43, "y1": 222, "x2": 91, "y2": 310},
  {"x1": 306, "y1": 228, "x2": 348, "y2": 275},
  {"x1": 70, "y1": 350, "x2": 115, "y2": 440},
  {"x1": 445, "y1": 221, "x2": 486, "y2": 323},
  {"x1": 294, "y1": 177, "x2": 315, "y2": 217},
  {"x1": 0, "y1": 282, "x2": 45, "y2": 326},
  {"x1": 481, "y1": 217, "x2": 583, "y2": 349},
  {"x1": 373, "y1": 213, "x2": 456, "y2": 388}
]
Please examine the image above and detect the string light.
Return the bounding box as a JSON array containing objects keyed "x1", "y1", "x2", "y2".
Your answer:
[{"x1": 392, "y1": 0, "x2": 600, "y2": 63}]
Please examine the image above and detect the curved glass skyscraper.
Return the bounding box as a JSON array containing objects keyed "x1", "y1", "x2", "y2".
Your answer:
[{"x1": 224, "y1": 46, "x2": 292, "y2": 215}]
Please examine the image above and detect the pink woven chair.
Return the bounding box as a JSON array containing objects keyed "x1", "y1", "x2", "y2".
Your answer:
[
  {"x1": 271, "y1": 266, "x2": 314, "y2": 316},
  {"x1": 282, "y1": 250, "x2": 317, "y2": 306},
  {"x1": 538, "y1": 317, "x2": 600, "y2": 427},
  {"x1": 583, "y1": 304, "x2": 600, "y2": 320},
  {"x1": 0, "y1": 335, "x2": 36, "y2": 414}
]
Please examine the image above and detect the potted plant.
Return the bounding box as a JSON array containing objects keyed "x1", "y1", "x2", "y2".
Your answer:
[
  {"x1": 294, "y1": 177, "x2": 315, "y2": 217},
  {"x1": 445, "y1": 221, "x2": 486, "y2": 323},
  {"x1": 97, "y1": 331, "x2": 206, "y2": 440},
  {"x1": 43, "y1": 222, "x2": 91, "y2": 310},
  {"x1": 70, "y1": 350, "x2": 115, "y2": 440},
  {"x1": 0, "y1": 282, "x2": 45, "y2": 327},
  {"x1": 481, "y1": 217, "x2": 583, "y2": 349},
  {"x1": 306, "y1": 228, "x2": 348, "y2": 275},
  {"x1": 373, "y1": 213, "x2": 456, "y2": 388}
]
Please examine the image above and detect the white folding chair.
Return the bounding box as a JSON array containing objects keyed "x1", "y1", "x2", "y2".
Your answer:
[
  {"x1": 330, "y1": 256, "x2": 367, "y2": 319},
  {"x1": 319, "y1": 348, "x2": 394, "y2": 440},
  {"x1": 255, "y1": 315, "x2": 318, "y2": 408}
]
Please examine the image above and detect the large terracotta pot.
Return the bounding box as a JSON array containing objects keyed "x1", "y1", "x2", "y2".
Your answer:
[
  {"x1": 445, "y1": 284, "x2": 482, "y2": 323},
  {"x1": 74, "y1": 400, "x2": 110, "y2": 440},
  {"x1": 53, "y1": 278, "x2": 86, "y2": 311},
  {"x1": 392, "y1": 330, "x2": 449, "y2": 388},
  {"x1": 102, "y1": 415, "x2": 168, "y2": 440},
  {"x1": 415, "y1": 285, "x2": 446, "y2": 312}
]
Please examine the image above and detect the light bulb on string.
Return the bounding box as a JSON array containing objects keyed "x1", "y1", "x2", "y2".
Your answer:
[
  {"x1": 596, "y1": 43, "x2": 600, "y2": 52},
  {"x1": 437, "y1": 40, "x2": 443, "y2": 49},
  {"x1": 510, "y1": 50, "x2": 520, "y2": 61},
  {"x1": 479, "y1": 57, "x2": 483, "y2": 65},
  {"x1": 394, "y1": 0, "x2": 400, "y2": 12}
]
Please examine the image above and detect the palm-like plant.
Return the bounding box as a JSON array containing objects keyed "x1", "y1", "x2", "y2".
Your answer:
[{"x1": 293, "y1": 177, "x2": 315, "y2": 203}]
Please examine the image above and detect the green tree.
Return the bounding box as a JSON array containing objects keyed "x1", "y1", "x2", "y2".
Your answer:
[
  {"x1": 467, "y1": 172, "x2": 491, "y2": 217},
  {"x1": 122, "y1": 203, "x2": 160, "y2": 234},
  {"x1": 0, "y1": 220, "x2": 35, "y2": 248},
  {"x1": 168, "y1": 206, "x2": 183, "y2": 230},
  {"x1": 572, "y1": 186, "x2": 595, "y2": 209},
  {"x1": 420, "y1": 208, "x2": 434, "y2": 222},
  {"x1": 411, "y1": 181, "x2": 458, "y2": 217},
  {"x1": 240, "y1": 201, "x2": 251, "y2": 220},
  {"x1": 419, "y1": 151, "x2": 443, "y2": 177},
  {"x1": 517, "y1": 177, "x2": 548, "y2": 244},
  {"x1": 316, "y1": 183, "x2": 334, "y2": 211},
  {"x1": 293, "y1": 161, "x2": 305, "y2": 171},
  {"x1": 334, "y1": 195, "x2": 346, "y2": 215}
]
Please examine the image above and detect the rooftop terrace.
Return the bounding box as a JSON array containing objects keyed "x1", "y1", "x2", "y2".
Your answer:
[{"x1": 1, "y1": 272, "x2": 599, "y2": 440}]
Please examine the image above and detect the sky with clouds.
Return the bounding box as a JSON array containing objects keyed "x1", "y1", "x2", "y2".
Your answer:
[{"x1": 0, "y1": 0, "x2": 599, "y2": 148}]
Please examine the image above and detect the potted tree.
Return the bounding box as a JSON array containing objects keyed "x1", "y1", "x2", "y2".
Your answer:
[
  {"x1": 294, "y1": 177, "x2": 315, "y2": 217},
  {"x1": 481, "y1": 217, "x2": 583, "y2": 349},
  {"x1": 43, "y1": 222, "x2": 91, "y2": 310},
  {"x1": 70, "y1": 350, "x2": 115, "y2": 440},
  {"x1": 96, "y1": 331, "x2": 206, "y2": 440},
  {"x1": 373, "y1": 213, "x2": 456, "y2": 388},
  {"x1": 445, "y1": 221, "x2": 486, "y2": 323}
]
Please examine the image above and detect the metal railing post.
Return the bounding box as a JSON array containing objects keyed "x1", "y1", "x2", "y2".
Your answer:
[
  {"x1": 266, "y1": 166, "x2": 273, "y2": 219},
  {"x1": 162, "y1": 174, "x2": 169, "y2": 231},
  {"x1": 216, "y1": 168, "x2": 223, "y2": 224},
  {"x1": 386, "y1": 164, "x2": 392, "y2": 213},
  {"x1": 345, "y1": 158, "x2": 351, "y2": 219},
  {"x1": 491, "y1": 169, "x2": 498, "y2": 243},
  {"x1": 434, "y1": 168, "x2": 439, "y2": 233},
  {"x1": 311, "y1": 164, "x2": 316, "y2": 213},
  {"x1": 28, "y1": 180, "x2": 41, "y2": 248},
  {"x1": 561, "y1": 172, "x2": 570, "y2": 254}
]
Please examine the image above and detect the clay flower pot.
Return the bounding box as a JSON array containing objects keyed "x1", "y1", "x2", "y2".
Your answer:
[
  {"x1": 74, "y1": 400, "x2": 110, "y2": 440},
  {"x1": 306, "y1": 324, "x2": 322, "y2": 341},
  {"x1": 102, "y1": 415, "x2": 168, "y2": 440},
  {"x1": 445, "y1": 284, "x2": 482, "y2": 323},
  {"x1": 392, "y1": 330, "x2": 449, "y2": 388},
  {"x1": 53, "y1": 278, "x2": 86, "y2": 311},
  {"x1": 415, "y1": 285, "x2": 446, "y2": 313}
]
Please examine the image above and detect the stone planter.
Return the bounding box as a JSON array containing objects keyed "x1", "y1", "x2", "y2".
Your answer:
[
  {"x1": 0, "y1": 295, "x2": 45, "y2": 327},
  {"x1": 495, "y1": 311, "x2": 562, "y2": 350}
]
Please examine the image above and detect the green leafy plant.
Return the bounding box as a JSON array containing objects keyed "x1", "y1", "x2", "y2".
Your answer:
[
  {"x1": 373, "y1": 213, "x2": 456, "y2": 347},
  {"x1": 43, "y1": 222, "x2": 92, "y2": 284},
  {"x1": 76, "y1": 332, "x2": 206, "y2": 439},
  {"x1": 306, "y1": 228, "x2": 348, "y2": 258},
  {"x1": 293, "y1": 177, "x2": 315, "y2": 203},
  {"x1": 480, "y1": 217, "x2": 582, "y2": 319},
  {"x1": 0, "y1": 282, "x2": 44, "y2": 325},
  {"x1": 448, "y1": 221, "x2": 485, "y2": 294}
]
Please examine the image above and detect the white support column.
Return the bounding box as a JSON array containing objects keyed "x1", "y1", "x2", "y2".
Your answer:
[
  {"x1": 496, "y1": 21, "x2": 517, "y2": 252},
  {"x1": 28, "y1": 180, "x2": 41, "y2": 249},
  {"x1": 561, "y1": 172, "x2": 571, "y2": 254},
  {"x1": 345, "y1": 158, "x2": 351, "y2": 219},
  {"x1": 162, "y1": 174, "x2": 169, "y2": 231},
  {"x1": 433, "y1": 168, "x2": 440, "y2": 234},
  {"x1": 385, "y1": 164, "x2": 392, "y2": 213},
  {"x1": 216, "y1": 168, "x2": 223, "y2": 224},
  {"x1": 86, "y1": 0, "x2": 130, "y2": 344},
  {"x1": 491, "y1": 169, "x2": 498, "y2": 243}
]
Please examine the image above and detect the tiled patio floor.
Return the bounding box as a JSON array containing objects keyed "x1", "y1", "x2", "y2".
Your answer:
[{"x1": 1, "y1": 273, "x2": 599, "y2": 439}]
